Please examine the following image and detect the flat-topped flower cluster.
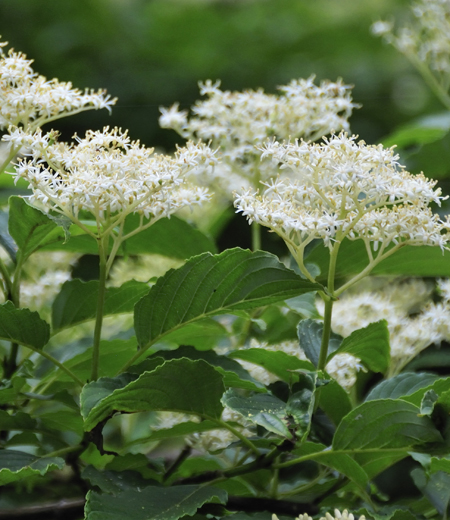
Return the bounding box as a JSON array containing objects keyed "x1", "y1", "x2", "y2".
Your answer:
[
  {"x1": 8, "y1": 126, "x2": 215, "y2": 226},
  {"x1": 235, "y1": 133, "x2": 450, "y2": 282},
  {"x1": 160, "y1": 77, "x2": 356, "y2": 198},
  {"x1": 0, "y1": 39, "x2": 116, "y2": 132}
]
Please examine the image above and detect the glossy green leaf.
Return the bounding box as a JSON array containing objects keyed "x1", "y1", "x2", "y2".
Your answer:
[
  {"x1": 229, "y1": 349, "x2": 314, "y2": 383},
  {"x1": 221, "y1": 389, "x2": 290, "y2": 437},
  {"x1": 0, "y1": 449, "x2": 64, "y2": 485},
  {"x1": 52, "y1": 279, "x2": 150, "y2": 331},
  {"x1": 0, "y1": 301, "x2": 49, "y2": 349},
  {"x1": 82, "y1": 359, "x2": 225, "y2": 431},
  {"x1": 365, "y1": 372, "x2": 440, "y2": 402},
  {"x1": 8, "y1": 196, "x2": 66, "y2": 259},
  {"x1": 298, "y1": 319, "x2": 342, "y2": 367},
  {"x1": 333, "y1": 399, "x2": 442, "y2": 450},
  {"x1": 134, "y1": 248, "x2": 321, "y2": 348},
  {"x1": 85, "y1": 485, "x2": 227, "y2": 520},
  {"x1": 328, "y1": 321, "x2": 390, "y2": 374}
]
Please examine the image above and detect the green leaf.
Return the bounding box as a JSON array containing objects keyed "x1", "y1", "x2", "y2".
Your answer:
[
  {"x1": 365, "y1": 372, "x2": 440, "y2": 402},
  {"x1": 221, "y1": 389, "x2": 290, "y2": 437},
  {"x1": 381, "y1": 112, "x2": 450, "y2": 148},
  {"x1": 229, "y1": 349, "x2": 315, "y2": 383},
  {"x1": 0, "y1": 449, "x2": 64, "y2": 485},
  {"x1": 85, "y1": 485, "x2": 227, "y2": 520},
  {"x1": 48, "y1": 338, "x2": 140, "y2": 384},
  {"x1": 318, "y1": 379, "x2": 352, "y2": 426},
  {"x1": 411, "y1": 468, "x2": 450, "y2": 516},
  {"x1": 0, "y1": 410, "x2": 36, "y2": 431},
  {"x1": 134, "y1": 248, "x2": 321, "y2": 348},
  {"x1": 333, "y1": 399, "x2": 442, "y2": 451},
  {"x1": 0, "y1": 301, "x2": 49, "y2": 349},
  {"x1": 298, "y1": 319, "x2": 342, "y2": 367},
  {"x1": 121, "y1": 214, "x2": 217, "y2": 257},
  {"x1": 285, "y1": 292, "x2": 320, "y2": 319},
  {"x1": 328, "y1": 321, "x2": 390, "y2": 374},
  {"x1": 153, "y1": 345, "x2": 264, "y2": 391},
  {"x1": 38, "y1": 410, "x2": 84, "y2": 435},
  {"x1": 160, "y1": 318, "x2": 229, "y2": 351},
  {"x1": 82, "y1": 465, "x2": 154, "y2": 494},
  {"x1": 402, "y1": 377, "x2": 450, "y2": 407},
  {"x1": 356, "y1": 506, "x2": 417, "y2": 520},
  {"x1": 82, "y1": 359, "x2": 225, "y2": 431},
  {"x1": 293, "y1": 441, "x2": 369, "y2": 490},
  {"x1": 43, "y1": 215, "x2": 217, "y2": 259},
  {"x1": 306, "y1": 240, "x2": 450, "y2": 281},
  {"x1": 52, "y1": 279, "x2": 150, "y2": 331},
  {"x1": 8, "y1": 196, "x2": 67, "y2": 259},
  {"x1": 81, "y1": 373, "x2": 137, "y2": 419}
]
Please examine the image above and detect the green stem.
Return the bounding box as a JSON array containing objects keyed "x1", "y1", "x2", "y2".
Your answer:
[
  {"x1": 251, "y1": 222, "x2": 261, "y2": 251},
  {"x1": 90, "y1": 237, "x2": 108, "y2": 382},
  {"x1": 318, "y1": 297, "x2": 333, "y2": 371},
  {"x1": 317, "y1": 242, "x2": 340, "y2": 371}
]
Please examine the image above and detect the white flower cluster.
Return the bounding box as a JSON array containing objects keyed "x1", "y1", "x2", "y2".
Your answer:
[
  {"x1": 272, "y1": 509, "x2": 365, "y2": 520},
  {"x1": 317, "y1": 277, "x2": 450, "y2": 376},
  {"x1": 237, "y1": 338, "x2": 363, "y2": 391},
  {"x1": 372, "y1": 0, "x2": 450, "y2": 75},
  {"x1": 235, "y1": 133, "x2": 449, "y2": 281},
  {"x1": 7, "y1": 126, "x2": 215, "y2": 229},
  {"x1": 160, "y1": 78, "x2": 356, "y2": 198},
  {"x1": 0, "y1": 38, "x2": 116, "y2": 132}
]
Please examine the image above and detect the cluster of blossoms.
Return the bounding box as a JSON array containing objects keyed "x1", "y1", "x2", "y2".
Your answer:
[
  {"x1": 0, "y1": 38, "x2": 116, "y2": 133},
  {"x1": 273, "y1": 510, "x2": 365, "y2": 520},
  {"x1": 372, "y1": 0, "x2": 450, "y2": 76},
  {"x1": 160, "y1": 78, "x2": 356, "y2": 199},
  {"x1": 6, "y1": 126, "x2": 216, "y2": 234},
  {"x1": 317, "y1": 277, "x2": 450, "y2": 376},
  {"x1": 235, "y1": 133, "x2": 450, "y2": 285},
  {"x1": 237, "y1": 339, "x2": 364, "y2": 391}
]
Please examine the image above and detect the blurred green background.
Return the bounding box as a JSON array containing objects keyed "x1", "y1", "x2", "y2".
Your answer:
[{"x1": 2, "y1": 0, "x2": 450, "y2": 248}]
